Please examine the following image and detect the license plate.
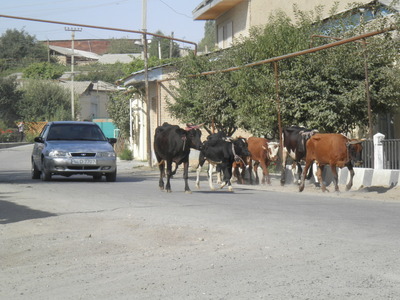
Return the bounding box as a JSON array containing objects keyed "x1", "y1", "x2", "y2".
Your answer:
[{"x1": 71, "y1": 158, "x2": 96, "y2": 165}]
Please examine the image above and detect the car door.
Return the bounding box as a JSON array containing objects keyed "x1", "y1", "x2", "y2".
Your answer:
[{"x1": 32, "y1": 124, "x2": 49, "y2": 169}]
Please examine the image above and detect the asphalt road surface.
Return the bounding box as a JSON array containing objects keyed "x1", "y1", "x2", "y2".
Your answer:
[{"x1": 1, "y1": 144, "x2": 400, "y2": 299}]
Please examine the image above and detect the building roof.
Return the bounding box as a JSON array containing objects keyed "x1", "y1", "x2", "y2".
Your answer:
[
  {"x1": 49, "y1": 45, "x2": 100, "y2": 60},
  {"x1": 193, "y1": 0, "x2": 245, "y2": 20},
  {"x1": 59, "y1": 81, "x2": 93, "y2": 95},
  {"x1": 121, "y1": 64, "x2": 176, "y2": 87},
  {"x1": 97, "y1": 53, "x2": 141, "y2": 64},
  {"x1": 59, "y1": 80, "x2": 119, "y2": 94}
]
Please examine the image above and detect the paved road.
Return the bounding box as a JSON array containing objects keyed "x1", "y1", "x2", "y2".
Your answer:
[{"x1": 1, "y1": 145, "x2": 400, "y2": 299}]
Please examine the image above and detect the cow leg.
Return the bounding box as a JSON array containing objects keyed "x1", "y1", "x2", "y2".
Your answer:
[
  {"x1": 253, "y1": 161, "x2": 260, "y2": 185},
  {"x1": 216, "y1": 165, "x2": 223, "y2": 184},
  {"x1": 296, "y1": 162, "x2": 303, "y2": 185},
  {"x1": 158, "y1": 160, "x2": 165, "y2": 190},
  {"x1": 260, "y1": 160, "x2": 271, "y2": 185},
  {"x1": 183, "y1": 161, "x2": 191, "y2": 194},
  {"x1": 317, "y1": 165, "x2": 328, "y2": 192},
  {"x1": 280, "y1": 149, "x2": 288, "y2": 186},
  {"x1": 248, "y1": 159, "x2": 254, "y2": 185},
  {"x1": 299, "y1": 160, "x2": 312, "y2": 192},
  {"x1": 165, "y1": 161, "x2": 173, "y2": 193},
  {"x1": 220, "y1": 165, "x2": 233, "y2": 192},
  {"x1": 330, "y1": 164, "x2": 339, "y2": 192},
  {"x1": 208, "y1": 164, "x2": 216, "y2": 191},
  {"x1": 345, "y1": 163, "x2": 354, "y2": 191},
  {"x1": 240, "y1": 165, "x2": 247, "y2": 184},
  {"x1": 195, "y1": 154, "x2": 205, "y2": 189}
]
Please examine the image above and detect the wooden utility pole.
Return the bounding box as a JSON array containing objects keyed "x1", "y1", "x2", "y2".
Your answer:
[
  {"x1": 142, "y1": 0, "x2": 152, "y2": 166},
  {"x1": 65, "y1": 27, "x2": 82, "y2": 120}
]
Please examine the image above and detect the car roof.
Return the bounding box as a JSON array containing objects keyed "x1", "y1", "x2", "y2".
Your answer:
[{"x1": 48, "y1": 121, "x2": 97, "y2": 126}]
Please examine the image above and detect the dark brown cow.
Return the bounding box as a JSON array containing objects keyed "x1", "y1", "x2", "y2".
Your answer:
[
  {"x1": 299, "y1": 133, "x2": 363, "y2": 193},
  {"x1": 154, "y1": 122, "x2": 203, "y2": 193},
  {"x1": 247, "y1": 137, "x2": 279, "y2": 185}
]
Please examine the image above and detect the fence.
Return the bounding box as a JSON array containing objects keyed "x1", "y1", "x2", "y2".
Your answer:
[
  {"x1": 361, "y1": 139, "x2": 374, "y2": 168},
  {"x1": 360, "y1": 136, "x2": 400, "y2": 170},
  {"x1": 382, "y1": 139, "x2": 400, "y2": 170}
]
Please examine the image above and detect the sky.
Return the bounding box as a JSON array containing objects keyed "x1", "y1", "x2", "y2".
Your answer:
[{"x1": 0, "y1": 0, "x2": 206, "y2": 49}]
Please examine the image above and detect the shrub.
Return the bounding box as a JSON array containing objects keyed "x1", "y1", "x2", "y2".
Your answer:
[{"x1": 118, "y1": 148, "x2": 133, "y2": 160}]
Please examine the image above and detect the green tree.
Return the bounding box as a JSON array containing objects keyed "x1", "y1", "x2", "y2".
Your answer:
[
  {"x1": 148, "y1": 30, "x2": 180, "y2": 59},
  {"x1": 18, "y1": 80, "x2": 73, "y2": 121},
  {"x1": 75, "y1": 62, "x2": 129, "y2": 83},
  {"x1": 0, "y1": 29, "x2": 47, "y2": 71},
  {"x1": 198, "y1": 20, "x2": 216, "y2": 53},
  {"x1": 0, "y1": 76, "x2": 23, "y2": 126},
  {"x1": 107, "y1": 38, "x2": 142, "y2": 54},
  {"x1": 24, "y1": 62, "x2": 66, "y2": 80},
  {"x1": 106, "y1": 91, "x2": 132, "y2": 138},
  {"x1": 169, "y1": 4, "x2": 400, "y2": 136}
]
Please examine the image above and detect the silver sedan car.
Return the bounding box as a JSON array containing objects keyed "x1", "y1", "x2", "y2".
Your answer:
[{"x1": 31, "y1": 121, "x2": 117, "y2": 182}]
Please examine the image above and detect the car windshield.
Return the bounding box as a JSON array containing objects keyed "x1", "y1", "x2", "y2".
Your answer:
[{"x1": 46, "y1": 124, "x2": 107, "y2": 141}]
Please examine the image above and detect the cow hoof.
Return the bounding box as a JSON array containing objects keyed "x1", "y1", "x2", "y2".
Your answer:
[
  {"x1": 299, "y1": 185, "x2": 304, "y2": 192},
  {"x1": 228, "y1": 186, "x2": 233, "y2": 192},
  {"x1": 166, "y1": 189, "x2": 172, "y2": 193},
  {"x1": 185, "y1": 190, "x2": 192, "y2": 194}
]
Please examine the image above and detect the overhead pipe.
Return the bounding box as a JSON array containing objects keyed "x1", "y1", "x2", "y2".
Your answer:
[{"x1": 0, "y1": 14, "x2": 198, "y2": 54}]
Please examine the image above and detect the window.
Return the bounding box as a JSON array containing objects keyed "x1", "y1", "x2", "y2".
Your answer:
[{"x1": 217, "y1": 21, "x2": 233, "y2": 49}]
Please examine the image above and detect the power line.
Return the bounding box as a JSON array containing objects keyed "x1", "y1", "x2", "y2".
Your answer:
[{"x1": 157, "y1": 0, "x2": 192, "y2": 19}]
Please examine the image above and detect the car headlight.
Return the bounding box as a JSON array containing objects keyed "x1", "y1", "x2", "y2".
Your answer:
[
  {"x1": 97, "y1": 151, "x2": 116, "y2": 158},
  {"x1": 49, "y1": 150, "x2": 70, "y2": 157}
]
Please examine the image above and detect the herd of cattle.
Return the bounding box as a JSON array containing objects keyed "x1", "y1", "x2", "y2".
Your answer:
[{"x1": 153, "y1": 123, "x2": 364, "y2": 194}]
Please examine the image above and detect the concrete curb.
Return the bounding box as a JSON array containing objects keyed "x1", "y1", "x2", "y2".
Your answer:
[
  {"x1": 0, "y1": 142, "x2": 31, "y2": 149},
  {"x1": 284, "y1": 165, "x2": 399, "y2": 189}
]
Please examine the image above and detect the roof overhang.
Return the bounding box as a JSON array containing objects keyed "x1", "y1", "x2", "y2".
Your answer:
[{"x1": 193, "y1": 0, "x2": 244, "y2": 20}]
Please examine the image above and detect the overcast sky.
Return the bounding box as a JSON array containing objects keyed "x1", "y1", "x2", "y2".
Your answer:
[{"x1": 0, "y1": 0, "x2": 206, "y2": 49}]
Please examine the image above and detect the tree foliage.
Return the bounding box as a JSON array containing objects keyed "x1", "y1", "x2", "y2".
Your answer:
[
  {"x1": 18, "y1": 80, "x2": 73, "y2": 121},
  {"x1": 0, "y1": 29, "x2": 47, "y2": 71},
  {"x1": 148, "y1": 30, "x2": 180, "y2": 59},
  {"x1": 24, "y1": 62, "x2": 66, "y2": 80},
  {"x1": 107, "y1": 38, "x2": 142, "y2": 54},
  {"x1": 169, "y1": 4, "x2": 400, "y2": 136},
  {"x1": 75, "y1": 62, "x2": 129, "y2": 83},
  {"x1": 106, "y1": 91, "x2": 132, "y2": 138},
  {"x1": 0, "y1": 77, "x2": 23, "y2": 126},
  {"x1": 198, "y1": 21, "x2": 217, "y2": 53}
]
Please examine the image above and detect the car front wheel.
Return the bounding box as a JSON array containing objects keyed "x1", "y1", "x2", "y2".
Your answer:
[
  {"x1": 105, "y1": 170, "x2": 116, "y2": 182},
  {"x1": 31, "y1": 159, "x2": 41, "y2": 179},
  {"x1": 41, "y1": 160, "x2": 52, "y2": 181}
]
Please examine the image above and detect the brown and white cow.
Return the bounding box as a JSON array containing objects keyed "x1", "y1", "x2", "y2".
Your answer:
[
  {"x1": 299, "y1": 133, "x2": 363, "y2": 193},
  {"x1": 247, "y1": 137, "x2": 280, "y2": 185}
]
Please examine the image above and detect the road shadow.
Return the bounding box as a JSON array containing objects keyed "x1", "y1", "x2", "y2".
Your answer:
[
  {"x1": 357, "y1": 183, "x2": 396, "y2": 194},
  {"x1": 0, "y1": 194, "x2": 57, "y2": 224}
]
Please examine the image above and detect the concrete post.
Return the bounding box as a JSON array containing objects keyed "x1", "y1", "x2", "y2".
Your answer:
[{"x1": 373, "y1": 133, "x2": 385, "y2": 169}]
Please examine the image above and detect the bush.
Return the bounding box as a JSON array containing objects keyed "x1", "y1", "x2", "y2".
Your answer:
[
  {"x1": 118, "y1": 148, "x2": 133, "y2": 160},
  {"x1": 0, "y1": 128, "x2": 19, "y2": 142}
]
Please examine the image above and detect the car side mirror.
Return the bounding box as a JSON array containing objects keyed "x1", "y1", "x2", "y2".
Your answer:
[
  {"x1": 108, "y1": 138, "x2": 117, "y2": 145},
  {"x1": 34, "y1": 137, "x2": 44, "y2": 143}
]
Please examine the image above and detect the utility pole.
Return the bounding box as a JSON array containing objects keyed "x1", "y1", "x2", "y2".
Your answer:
[
  {"x1": 65, "y1": 27, "x2": 82, "y2": 120},
  {"x1": 142, "y1": 0, "x2": 152, "y2": 166},
  {"x1": 170, "y1": 32, "x2": 174, "y2": 58}
]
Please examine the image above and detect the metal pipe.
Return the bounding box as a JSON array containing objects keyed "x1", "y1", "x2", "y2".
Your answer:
[{"x1": 0, "y1": 14, "x2": 197, "y2": 53}]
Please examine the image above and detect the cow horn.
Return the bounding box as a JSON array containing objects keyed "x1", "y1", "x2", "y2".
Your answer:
[
  {"x1": 185, "y1": 123, "x2": 204, "y2": 130},
  {"x1": 347, "y1": 140, "x2": 363, "y2": 145}
]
